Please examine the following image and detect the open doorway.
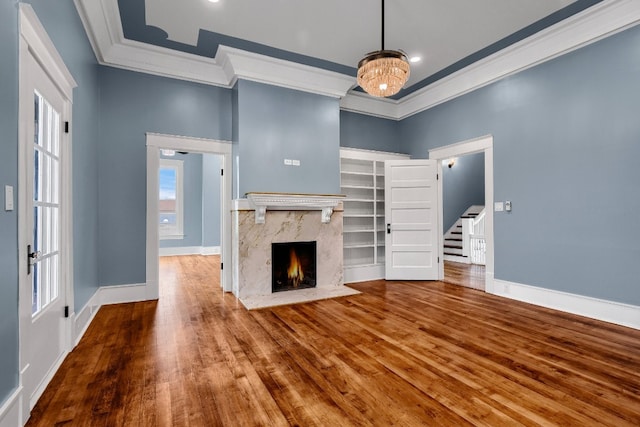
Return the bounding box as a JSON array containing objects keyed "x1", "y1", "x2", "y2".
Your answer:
[
  {"x1": 440, "y1": 152, "x2": 486, "y2": 290},
  {"x1": 157, "y1": 151, "x2": 224, "y2": 296},
  {"x1": 146, "y1": 134, "x2": 232, "y2": 299},
  {"x1": 429, "y1": 135, "x2": 494, "y2": 292}
]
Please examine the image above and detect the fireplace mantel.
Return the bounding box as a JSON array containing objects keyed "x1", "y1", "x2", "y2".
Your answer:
[{"x1": 243, "y1": 192, "x2": 346, "y2": 224}]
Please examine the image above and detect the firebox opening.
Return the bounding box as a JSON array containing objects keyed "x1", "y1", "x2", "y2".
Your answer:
[{"x1": 272, "y1": 241, "x2": 317, "y2": 293}]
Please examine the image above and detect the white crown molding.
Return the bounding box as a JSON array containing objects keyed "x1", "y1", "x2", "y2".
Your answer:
[
  {"x1": 341, "y1": 0, "x2": 640, "y2": 120},
  {"x1": 74, "y1": 0, "x2": 640, "y2": 118},
  {"x1": 74, "y1": 0, "x2": 354, "y2": 97},
  {"x1": 216, "y1": 46, "x2": 355, "y2": 98},
  {"x1": 393, "y1": 0, "x2": 640, "y2": 120},
  {"x1": 339, "y1": 91, "x2": 400, "y2": 120}
]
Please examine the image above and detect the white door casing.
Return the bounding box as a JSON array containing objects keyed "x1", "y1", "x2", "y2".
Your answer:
[
  {"x1": 428, "y1": 135, "x2": 494, "y2": 287},
  {"x1": 146, "y1": 133, "x2": 233, "y2": 296},
  {"x1": 385, "y1": 160, "x2": 440, "y2": 280},
  {"x1": 18, "y1": 4, "x2": 77, "y2": 422}
]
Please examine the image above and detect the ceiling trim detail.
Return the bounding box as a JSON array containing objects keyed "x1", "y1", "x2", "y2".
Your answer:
[
  {"x1": 73, "y1": 0, "x2": 354, "y2": 98},
  {"x1": 393, "y1": 0, "x2": 640, "y2": 120},
  {"x1": 75, "y1": 0, "x2": 640, "y2": 118}
]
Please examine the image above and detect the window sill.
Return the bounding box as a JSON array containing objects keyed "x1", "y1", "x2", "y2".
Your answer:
[{"x1": 160, "y1": 234, "x2": 185, "y2": 240}]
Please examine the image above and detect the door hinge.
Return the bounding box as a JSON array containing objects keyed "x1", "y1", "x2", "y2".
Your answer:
[
  {"x1": 438, "y1": 256, "x2": 440, "y2": 263},
  {"x1": 221, "y1": 262, "x2": 223, "y2": 270},
  {"x1": 221, "y1": 169, "x2": 224, "y2": 176},
  {"x1": 64, "y1": 121, "x2": 69, "y2": 133},
  {"x1": 64, "y1": 306, "x2": 69, "y2": 318},
  {"x1": 437, "y1": 173, "x2": 439, "y2": 180}
]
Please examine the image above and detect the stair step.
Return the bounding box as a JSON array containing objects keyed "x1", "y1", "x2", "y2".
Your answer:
[
  {"x1": 445, "y1": 238, "x2": 462, "y2": 242},
  {"x1": 444, "y1": 244, "x2": 463, "y2": 249},
  {"x1": 451, "y1": 231, "x2": 462, "y2": 235}
]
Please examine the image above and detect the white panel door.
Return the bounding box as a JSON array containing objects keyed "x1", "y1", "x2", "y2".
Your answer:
[{"x1": 385, "y1": 160, "x2": 439, "y2": 280}]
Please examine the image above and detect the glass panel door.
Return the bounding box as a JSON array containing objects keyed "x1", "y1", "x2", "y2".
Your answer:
[{"x1": 31, "y1": 90, "x2": 61, "y2": 316}]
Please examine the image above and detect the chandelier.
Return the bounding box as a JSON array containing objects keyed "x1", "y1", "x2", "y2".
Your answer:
[{"x1": 357, "y1": 0, "x2": 410, "y2": 98}]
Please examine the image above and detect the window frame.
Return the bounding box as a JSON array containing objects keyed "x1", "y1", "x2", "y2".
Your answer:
[{"x1": 159, "y1": 158, "x2": 184, "y2": 239}]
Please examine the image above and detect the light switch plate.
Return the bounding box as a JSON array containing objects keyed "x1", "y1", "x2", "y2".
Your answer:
[
  {"x1": 292, "y1": 159, "x2": 300, "y2": 166},
  {"x1": 494, "y1": 202, "x2": 504, "y2": 212},
  {"x1": 284, "y1": 159, "x2": 292, "y2": 165},
  {"x1": 5, "y1": 185, "x2": 14, "y2": 211}
]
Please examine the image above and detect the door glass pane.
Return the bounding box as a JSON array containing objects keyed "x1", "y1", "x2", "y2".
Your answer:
[{"x1": 32, "y1": 91, "x2": 61, "y2": 316}]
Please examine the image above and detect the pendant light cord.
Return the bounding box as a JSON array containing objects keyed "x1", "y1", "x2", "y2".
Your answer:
[{"x1": 381, "y1": 0, "x2": 385, "y2": 50}]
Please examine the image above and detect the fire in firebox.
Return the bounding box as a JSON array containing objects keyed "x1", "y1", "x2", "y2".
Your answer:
[{"x1": 272, "y1": 241, "x2": 317, "y2": 292}]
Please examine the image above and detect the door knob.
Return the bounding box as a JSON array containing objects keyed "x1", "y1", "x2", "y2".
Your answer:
[{"x1": 27, "y1": 244, "x2": 40, "y2": 275}]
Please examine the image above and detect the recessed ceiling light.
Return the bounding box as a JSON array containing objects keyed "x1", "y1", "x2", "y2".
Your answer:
[
  {"x1": 208, "y1": 0, "x2": 220, "y2": 3},
  {"x1": 409, "y1": 56, "x2": 422, "y2": 63}
]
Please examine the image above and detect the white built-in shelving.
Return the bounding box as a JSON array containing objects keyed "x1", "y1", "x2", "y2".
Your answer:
[{"x1": 340, "y1": 148, "x2": 409, "y2": 283}]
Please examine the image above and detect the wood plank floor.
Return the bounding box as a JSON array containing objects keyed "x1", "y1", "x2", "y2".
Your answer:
[
  {"x1": 444, "y1": 260, "x2": 485, "y2": 291},
  {"x1": 27, "y1": 255, "x2": 640, "y2": 426}
]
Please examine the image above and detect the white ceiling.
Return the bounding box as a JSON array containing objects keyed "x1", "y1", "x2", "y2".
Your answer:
[{"x1": 143, "y1": 0, "x2": 576, "y2": 88}]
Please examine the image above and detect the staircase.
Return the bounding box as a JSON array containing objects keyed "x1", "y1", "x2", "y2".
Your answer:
[{"x1": 443, "y1": 205, "x2": 484, "y2": 264}]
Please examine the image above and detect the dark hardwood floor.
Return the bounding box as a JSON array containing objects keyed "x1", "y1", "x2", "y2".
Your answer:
[{"x1": 27, "y1": 256, "x2": 640, "y2": 426}]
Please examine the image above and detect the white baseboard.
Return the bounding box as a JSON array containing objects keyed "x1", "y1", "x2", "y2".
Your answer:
[
  {"x1": 99, "y1": 283, "x2": 149, "y2": 306},
  {"x1": 159, "y1": 246, "x2": 220, "y2": 256},
  {"x1": 0, "y1": 386, "x2": 22, "y2": 427},
  {"x1": 72, "y1": 290, "x2": 101, "y2": 347},
  {"x1": 490, "y1": 279, "x2": 640, "y2": 330},
  {"x1": 344, "y1": 264, "x2": 384, "y2": 283},
  {"x1": 200, "y1": 246, "x2": 221, "y2": 255}
]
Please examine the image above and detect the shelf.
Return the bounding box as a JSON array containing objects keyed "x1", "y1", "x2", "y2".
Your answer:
[
  {"x1": 341, "y1": 150, "x2": 408, "y2": 274},
  {"x1": 340, "y1": 184, "x2": 374, "y2": 190},
  {"x1": 344, "y1": 244, "x2": 375, "y2": 249},
  {"x1": 344, "y1": 198, "x2": 374, "y2": 203},
  {"x1": 340, "y1": 170, "x2": 373, "y2": 177}
]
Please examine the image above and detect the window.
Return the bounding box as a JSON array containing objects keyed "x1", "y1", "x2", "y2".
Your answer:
[{"x1": 159, "y1": 159, "x2": 184, "y2": 239}]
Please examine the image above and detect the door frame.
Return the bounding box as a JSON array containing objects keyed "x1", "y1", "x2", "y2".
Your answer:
[
  {"x1": 428, "y1": 135, "x2": 494, "y2": 289},
  {"x1": 146, "y1": 133, "x2": 233, "y2": 297},
  {"x1": 17, "y1": 4, "x2": 77, "y2": 422}
]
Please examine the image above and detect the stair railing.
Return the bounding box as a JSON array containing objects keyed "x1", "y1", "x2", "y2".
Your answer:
[{"x1": 461, "y1": 209, "x2": 486, "y2": 265}]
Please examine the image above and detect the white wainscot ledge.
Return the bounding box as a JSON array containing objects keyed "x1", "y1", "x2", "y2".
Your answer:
[{"x1": 245, "y1": 192, "x2": 345, "y2": 224}]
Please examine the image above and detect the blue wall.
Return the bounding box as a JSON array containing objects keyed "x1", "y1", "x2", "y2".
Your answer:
[
  {"x1": 202, "y1": 154, "x2": 222, "y2": 247},
  {"x1": 234, "y1": 79, "x2": 341, "y2": 196},
  {"x1": 29, "y1": 0, "x2": 102, "y2": 310},
  {"x1": 340, "y1": 110, "x2": 404, "y2": 153},
  {"x1": 400, "y1": 24, "x2": 640, "y2": 305},
  {"x1": 0, "y1": 0, "x2": 19, "y2": 409},
  {"x1": 442, "y1": 152, "x2": 485, "y2": 231},
  {"x1": 98, "y1": 67, "x2": 231, "y2": 286}
]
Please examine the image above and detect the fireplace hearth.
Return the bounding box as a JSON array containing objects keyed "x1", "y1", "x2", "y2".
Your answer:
[{"x1": 272, "y1": 241, "x2": 317, "y2": 292}]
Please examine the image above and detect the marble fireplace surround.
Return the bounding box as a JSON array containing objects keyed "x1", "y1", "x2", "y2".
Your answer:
[{"x1": 231, "y1": 192, "x2": 360, "y2": 309}]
